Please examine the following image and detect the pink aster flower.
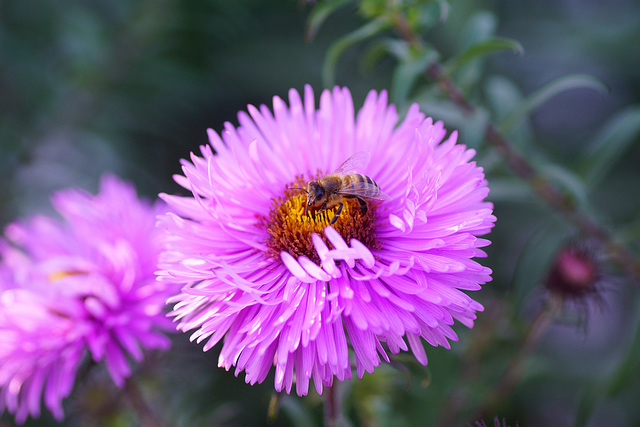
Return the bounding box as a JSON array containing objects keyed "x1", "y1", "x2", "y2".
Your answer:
[
  {"x1": 0, "y1": 175, "x2": 173, "y2": 423},
  {"x1": 158, "y1": 86, "x2": 495, "y2": 396}
]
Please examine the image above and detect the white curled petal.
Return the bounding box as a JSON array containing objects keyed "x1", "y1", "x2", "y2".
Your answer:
[
  {"x1": 389, "y1": 214, "x2": 406, "y2": 232},
  {"x1": 323, "y1": 261, "x2": 341, "y2": 278},
  {"x1": 280, "y1": 252, "x2": 315, "y2": 283},
  {"x1": 406, "y1": 199, "x2": 416, "y2": 213},
  {"x1": 283, "y1": 276, "x2": 300, "y2": 302},
  {"x1": 311, "y1": 233, "x2": 341, "y2": 278},
  {"x1": 349, "y1": 239, "x2": 375, "y2": 268},
  {"x1": 311, "y1": 233, "x2": 329, "y2": 259},
  {"x1": 328, "y1": 249, "x2": 356, "y2": 268},
  {"x1": 323, "y1": 226, "x2": 356, "y2": 268},
  {"x1": 403, "y1": 209, "x2": 414, "y2": 231},
  {"x1": 377, "y1": 260, "x2": 401, "y2": 277},
  {"x1": 297, "y1": 256, "x2": 332, "y2": 282},
  {"x1": 324, "y1": 226, "x2": 348, "y2": 250}
]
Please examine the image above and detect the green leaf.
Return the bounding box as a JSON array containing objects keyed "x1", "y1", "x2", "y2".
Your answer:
[
  {"x1": 539, "y1": 163, "x2": 589, "y2": 210},
  {"x1": 474, "y1": 146, "x2": 503, "y2": 174},
  {"x1": 413, "y1": 0, "x2": 449, "y2": 30},
  {"x1": 416, "y1": 98, "x2": 468, "y2": 129},
  {"x1": 499, "y1": 74, "x2": 610, "y2": 134},
  {"x1": 485, "y1": 177, "x2": 535, "y2": 203},
  {"x1": 380, "y1": 38, "x2": 412, "y2": 61},
  {"x1": 616, "y1": 219, "x2": 640, "y2": 246},
  {"x1": 360, "y1": 38, "x2": 393, "y2": 72},
  {"x1": 359, "y1": 0, "x2": 388, "y2": 18},
  {"x1": 447, "y1": 11, "x2": 502, "y2": 92},
  {"x1": 414, "y1": 97, "x2": 487, "y2": 149},
  {"x1": 280, "y1": 395, "x2": 318, "y2": 427},
  {"x1": 575, "y1": 305, "x2": 640, "y2": 426},
  {"x1": 511, "y1": 221, "x2": 571, "y2": 311},
  {"x1": 581, "y1": 106, "x2": 640, "y2": 187},
  {"x1": 391, "y1": 48, "x2": 439, "y2": 106},
  {"x1": 435, "y1": 0, "x2": 450, "y2": 23},
  {"x1": 604, "y1": 305, "x2": 640, "y2": 398},
  {"x1": 322, "y1": 17, "x2": 391, "y2": 88},
  {"x1": 458, "y1": 106, "x2": 489, "y2": 150},
  {"x1": 460, "y1": 10, "x2": 497, "y2": 50},
  {"x1": 485, "y1": 76, "x2": 524, "y2": 121},
  {"x1": 305, "y1": 0, "x2": 355, "y2": 41},
  {"x1": 484, "y1": 75, "x2": 534, "y2": 149},
  {"x1": 444, "y1": 38, "x2": 523, "y2": 77},
  {"x1": 574, "y1": 381, "x2": 601, "y2": 427}
]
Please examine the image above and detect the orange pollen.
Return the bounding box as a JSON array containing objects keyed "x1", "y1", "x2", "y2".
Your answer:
[{"x1": 263, "y1": 176, "x2": 380, "y2": 265}]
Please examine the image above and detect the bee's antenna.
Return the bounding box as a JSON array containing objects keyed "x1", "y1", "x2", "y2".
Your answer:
[{"x1": 288, "y1": 186, "x2": 308, "y2": 194}]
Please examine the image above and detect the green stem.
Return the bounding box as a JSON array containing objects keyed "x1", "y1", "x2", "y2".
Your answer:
[
  {"x1": 436, "y1": 296, "x2": 560, "y2": 426},
  {"x1": 324, "y1": 383, "x2": 339, "y2": 427},
  {"x1": 124, "y1": 377, "x2": 161, "y2": 427},
  {"x1": 391, "y1": 10, "x2": 423, "y2": 51},
  {"x1": 480, "y1": 296, "x2": 561, "y2": 416}
]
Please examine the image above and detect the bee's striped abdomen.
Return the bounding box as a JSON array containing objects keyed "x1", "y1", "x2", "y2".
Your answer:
[{"x1": 345, "y1": 174, "x2": 380, "y2": 198}]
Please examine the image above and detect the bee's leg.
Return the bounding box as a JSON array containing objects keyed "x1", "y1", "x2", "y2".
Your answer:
[
  {"x1": 356, "y1": 197, "x2": 368, "y2": 215},
  {"x1": 330, "y1": 202, "x2": 344, "y2": 225}
]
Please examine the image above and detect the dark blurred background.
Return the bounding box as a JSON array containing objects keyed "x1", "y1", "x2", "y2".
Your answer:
[
  {"x1": 1, "y1": 0, "x2": 639, "y2": 426},
  {"x1": 2, "y1": 0, "x2": 638, "y2": 211}
]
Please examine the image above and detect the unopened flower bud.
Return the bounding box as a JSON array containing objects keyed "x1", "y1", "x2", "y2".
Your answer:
[{"x1": 546, "y1": 244, "x2": 599, "y2": 298}]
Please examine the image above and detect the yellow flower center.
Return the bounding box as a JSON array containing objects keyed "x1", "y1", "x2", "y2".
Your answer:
[{"x1": 264, "y1": 177, "x2": 380, "y2": 265}]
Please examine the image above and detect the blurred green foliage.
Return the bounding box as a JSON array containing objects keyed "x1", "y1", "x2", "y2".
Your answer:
[{"x1": 2, "y1": 0, "x2": 640, "y2": 426}]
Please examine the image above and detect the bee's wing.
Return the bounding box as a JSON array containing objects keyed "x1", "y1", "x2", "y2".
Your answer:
[
  {"x1": 337, "y1": 181, "x2": 391, "y2": 200},
  {"x1": 332, "y1": 152, "x2": 371, "y2": 175}
]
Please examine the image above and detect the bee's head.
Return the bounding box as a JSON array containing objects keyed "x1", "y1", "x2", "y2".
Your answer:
[
  {"x1": 288, "y1": 183, "x2": 319, "y2": 216},
  {"x1": 307, "y1": 182, "x2": 324, "y2": 207}
]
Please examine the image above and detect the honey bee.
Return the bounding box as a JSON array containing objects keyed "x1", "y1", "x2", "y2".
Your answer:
[{"x1": 289, "y1": 152, "x2": 390, "y2": 225}]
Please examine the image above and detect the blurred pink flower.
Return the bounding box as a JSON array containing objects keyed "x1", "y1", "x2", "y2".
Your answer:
[
  {"x1": 0, "y1": 175, "x2": 173, "y2": 423},
  {"x1": 159, "y1": 86, "x2": 495, "y2": 396}
]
